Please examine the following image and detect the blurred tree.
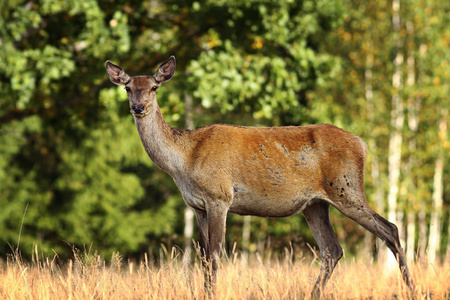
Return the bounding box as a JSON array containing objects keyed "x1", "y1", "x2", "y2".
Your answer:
[
  {"x1": 311, "y1": 0, "x2": 450, "y2": 263},
  {"x1": 1, "y1": 0, "x2": 447, "y2": 263},
  {"x1": 0, "y1": 0, "x2": 183, "y2": 258},
  {"x1": 0, "y1": 0, "x2": 345, "y2": 259}
]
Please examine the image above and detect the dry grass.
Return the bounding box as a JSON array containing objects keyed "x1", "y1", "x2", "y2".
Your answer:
[{"x1": 0, "y1": 247, "x2": 449, "y2": 299}]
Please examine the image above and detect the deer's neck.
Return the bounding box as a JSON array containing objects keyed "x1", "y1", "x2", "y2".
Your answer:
[{"x1": 134, "y1": 104, "x2": 186, "y2": 176}]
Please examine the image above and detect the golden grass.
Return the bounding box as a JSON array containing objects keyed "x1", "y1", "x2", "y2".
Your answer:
[{"x1": 0, "y1": 248, "x2": 449, "y2": 299}]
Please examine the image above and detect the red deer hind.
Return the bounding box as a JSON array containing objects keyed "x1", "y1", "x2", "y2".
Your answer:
[{"x1": 106, "y1": 56, "x2": 415, "y2": 298}]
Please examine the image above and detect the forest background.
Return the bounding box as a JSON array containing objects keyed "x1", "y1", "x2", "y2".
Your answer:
[{"x1": 0, "y1": 0, "x2": 448, "y2": 267}]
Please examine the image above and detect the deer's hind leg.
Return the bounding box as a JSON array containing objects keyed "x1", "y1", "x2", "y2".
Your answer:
[
  {"x1": 302, "y1": 200, "x2": 343, "y2": 299},
  {"x1": 331, "y1": 193, "x2": 415, "y2": 294}
]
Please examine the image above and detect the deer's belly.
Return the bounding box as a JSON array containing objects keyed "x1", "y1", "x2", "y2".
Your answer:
[{"x1": 228, "y1": 186, "x2": 310, "y2": 218}]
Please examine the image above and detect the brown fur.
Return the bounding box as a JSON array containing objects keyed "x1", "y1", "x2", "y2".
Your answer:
[{"x1": 106, "y1": 57, "x2": 415, "y2": 298}]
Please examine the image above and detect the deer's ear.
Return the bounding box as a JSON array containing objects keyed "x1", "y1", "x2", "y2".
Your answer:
[
  {"x1": 106, "y1": 61, "x2": 131, "y2": 85},
  {"x1": 154, "y1": 56, "x2": 176, "y2": 83}
]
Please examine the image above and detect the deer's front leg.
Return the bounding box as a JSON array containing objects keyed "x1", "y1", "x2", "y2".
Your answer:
[
  {"x1": 204, "y1": 201, "x2": 228, "y2": 291},
  {"x1": 194, "y1": 209, "x2": 210, "y2": 288}
]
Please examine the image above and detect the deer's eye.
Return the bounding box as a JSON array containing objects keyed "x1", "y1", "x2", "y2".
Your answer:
[
  {"x1": 151, "y1": 86, "x2": 158, "y2": 91},
  {"x1": 125, "y1": 87, "x2": 131, "y2": 93}
]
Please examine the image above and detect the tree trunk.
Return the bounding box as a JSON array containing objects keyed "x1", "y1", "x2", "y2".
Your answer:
[
  {"x1": 242, "y1": 215, "x2": 251, "y2": 264},
  {"x1": 364, "y1": 41, "x2": 385, "y2": 262},
  {"x1": 428, "y1": 112, "x2": 447, "y2": 263},
  {"x1": 447, "y1": 214, "x2": 450, "y2": 263},
  {"x1": 387, "y1": 0, "x2": 404, "y2": 268},
  {"x1": 184, "y1": 94, "x2": 195, "y2": 255},
  {"x1": 405, "y1": 20, "x2": 419, "y2": 263},
  {"x1": 417, "y1": 44, "x2": 428, "y2": 262}
]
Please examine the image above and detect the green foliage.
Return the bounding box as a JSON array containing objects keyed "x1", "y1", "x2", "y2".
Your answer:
[
  {"x1": 0, "y1": 0, "x2": 176, "y2": 258},
  {"x1": 187, "y1": 0, "x2": 343, "y2": 125},
  {"x1": 0, "y1": 0, "x2": 447, "y2": 261}
]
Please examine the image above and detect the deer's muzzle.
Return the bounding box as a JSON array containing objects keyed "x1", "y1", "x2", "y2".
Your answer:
[{"x1": 132, "y1": 104, "x2": 145, "y2": 115}]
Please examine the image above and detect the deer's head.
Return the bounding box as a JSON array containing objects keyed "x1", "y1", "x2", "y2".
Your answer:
[{"x1": 105, "y1": 56, "x2": 176, "y2": 118}]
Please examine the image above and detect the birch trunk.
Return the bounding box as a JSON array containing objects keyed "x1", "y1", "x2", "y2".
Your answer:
[
  {"x1": 242, "y1": 215, "x2": 251, "y2": 264},
  {"x1": 447, "y1": 215, "x2": 450, "y2": 263},
  {"x1": 387, "y1": 0, "x2": 404, "y2": 268},
  {"x1": 405, "y1": 20, "x2": 419, "y2": 263},
  {"x1": 428, "y1": 112, "x2": 447, "y2": 263},
  {"x1": 417, "y1": 44, "x2": 428, "y2": 262},
  {"x1": 364, "y1": 41, "x2": 385, "y2": 262},
  {"x1": 184, "y1": 94, "x2": 195, "y2": 255}
]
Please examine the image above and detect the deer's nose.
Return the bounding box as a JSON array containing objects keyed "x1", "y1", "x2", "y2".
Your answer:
[{"x1": 132, "y1": 104, "x2": 145, "y2": 114}]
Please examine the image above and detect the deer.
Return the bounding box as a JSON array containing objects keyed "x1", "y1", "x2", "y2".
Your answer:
[{"x1": 105, "y1": 56, "x2": 415, "y2": 299}]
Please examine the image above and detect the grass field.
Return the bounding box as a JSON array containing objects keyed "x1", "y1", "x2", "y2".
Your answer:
[{"x1": 1, "y1": 247, "x2": 449, "y2": 299}]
